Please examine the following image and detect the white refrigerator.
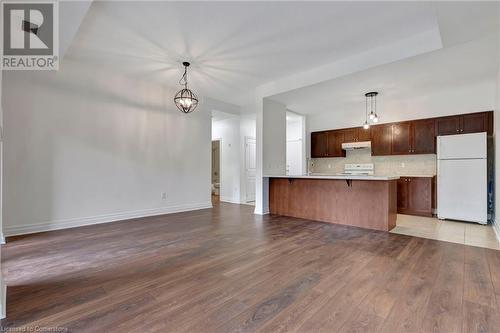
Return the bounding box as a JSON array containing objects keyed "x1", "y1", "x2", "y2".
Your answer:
[{"x1": 437, "y1": 132, "x2": 487, "y2": 224}]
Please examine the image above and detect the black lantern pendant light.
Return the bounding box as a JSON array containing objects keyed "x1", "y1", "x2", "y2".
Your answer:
[
  {"x1": 363, "y1": 91, "x2": 379, "y2": 129},
  {"x1": 174, "y1": 62, "x2": 199, "y2": 113}
]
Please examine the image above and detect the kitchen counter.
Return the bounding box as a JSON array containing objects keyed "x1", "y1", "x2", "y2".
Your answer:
[
  {"x1": 267, "y1": 175, "x2": 397, "y2": 231},
  {"x1": 264, "y1": 174, "x2": 400, "y2": 180}
]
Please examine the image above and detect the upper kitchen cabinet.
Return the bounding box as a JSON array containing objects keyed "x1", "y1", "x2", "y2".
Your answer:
[
  {"x1": 412, "y1": 119, "x2": 436, "y2": 154},
  {"x1": 435, "y1": 115, "x2": 460, "y2": 136},
  {"x1": 371, "y1": 124, "x2": 393, "y2": 156},
  {"x1": 341, "y1": 128, "x2": 357, "y2": 143},
  {"x1": 341, "y1": 127, "x2": 371, "y2": 143},
  {"x1": 392, "y1": 119, "x2": 436, "y2": 155},
  {"x1": 461, "y1": 112, "x2": 492, "y2": 135},
  {"x1": 392, "y1": 122, "x2": 412, "y2": 155},
  {"x1": 436, "y1": 111, "x2": 492, "y2": 136},
  {"x1": 357, "y1": 127, "x2": 372, "y2": 141},
  {"x1": 327, "y1": 130, "x2": 345, "y2": 157},
  {"x1": 311, "y1": 111, "x2": 492, "y2": 158},
  {"x1": 311, "y1": 130, "x2": 344, "y2": 158},
  {"x1": 311, "y1": 131, "x2": 328, "y2": 158}
]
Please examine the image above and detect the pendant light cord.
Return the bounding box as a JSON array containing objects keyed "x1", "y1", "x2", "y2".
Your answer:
[
  {"x1": 179, "y1": 65, "x2": 188, "y2": 88},
  {"x1": 365, "y1": 95, "x2": 368, "y2": 122}
]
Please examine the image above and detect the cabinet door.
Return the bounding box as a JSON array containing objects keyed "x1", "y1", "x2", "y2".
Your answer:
[
  {"x1": 461, "y1": 112, "x2": 488, "y2": 134},
  {"x1": 342, "y1": 128, "x2": 357, "y2": 143},
  {"x1": 412, "y1": 119, "x2": 435, "y2": 154},
  {"x1": 311, "y1": 132, "x2": 328, "y2": 158},
  {"x1": 371, "y1": 124, "x2": 392, "y2": 156},
  {"x1": 407, "y1": 177, "x2": 433, "y2": 216},
  {"x1": 392, "y1": 122, "x2": 412, "y2": 155},
  {"x1": 436, "y1": 116, "x2": 460, "y2": 136},
  {"x1": 357, "y1": 127, "x2": 371, "y2": 142},
  {"x1": 327, "y1": 130, "x2": 344, "y2": 157},
  {"x1": 397, "y1": 178, "x2": 409, "y2": 212}
]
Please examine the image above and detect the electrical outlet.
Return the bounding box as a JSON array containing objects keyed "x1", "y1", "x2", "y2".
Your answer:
[
  {"x1": 328, "y1": 164, "x2": 331, "y2": 169},
  {"x1": 161, "y1": 192, "x2": 167, "y2": 200},
  {"x1": 401, "y1": 162, "x2": 405, "y2": 168}
]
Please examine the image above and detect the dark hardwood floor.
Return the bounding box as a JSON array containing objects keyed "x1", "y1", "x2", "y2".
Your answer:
[{"x1": 1, "y1": 202, "x2": 500, "y2": 332}]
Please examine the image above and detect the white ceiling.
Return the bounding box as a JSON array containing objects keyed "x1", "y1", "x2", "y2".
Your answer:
[
  {"x1": 270, "y1": 35, "x2": 499, "y2": 116},
  {"x1": 65, "y1": 1, "x2": 499, "y2": 107},
  {"x1": 66, "y1": 1, "x2": 463, "y2": 106}
]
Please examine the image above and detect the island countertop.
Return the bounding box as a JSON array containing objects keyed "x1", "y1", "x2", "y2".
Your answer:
[{"x1": 264, "y1": 174, "x2": 400, "y2": 181}]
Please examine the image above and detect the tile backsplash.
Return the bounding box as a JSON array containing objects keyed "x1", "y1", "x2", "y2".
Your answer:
[{"x1": 311, "y1": 150, "x2": 436, "y2": 176}]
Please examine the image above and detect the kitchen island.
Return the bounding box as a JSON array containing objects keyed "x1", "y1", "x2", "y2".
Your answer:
[{"x1": 266, "y1": 174, "x2": 399, "y2": 231}]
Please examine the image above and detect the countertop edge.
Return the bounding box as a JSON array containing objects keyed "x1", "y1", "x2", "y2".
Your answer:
[{"x1": 264, "y1": 175, "x2": 401, "y2": 181}]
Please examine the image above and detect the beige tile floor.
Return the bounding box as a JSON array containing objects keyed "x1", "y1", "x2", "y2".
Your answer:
[{"x1": 391, "y1": 214, "x2": 500, "y2": 250}]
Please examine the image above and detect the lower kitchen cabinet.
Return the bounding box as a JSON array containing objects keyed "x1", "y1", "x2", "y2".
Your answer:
[{"x1": 397, "y1": 176, "x2": 436, "y2": 217}]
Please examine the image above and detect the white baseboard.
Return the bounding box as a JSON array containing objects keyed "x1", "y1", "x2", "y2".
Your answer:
[
  {"x1": 219, "y1": 196, "x2": 241, "y2": 204},
  {"x1": 254, "y1": 208, "x2": 270, "y2": 215},
  {"x1": 0, "y1": 276, "x2": 5, "y2": 319},
  {"x1": 4, "y1": 202, "x2": 213, "y2": 237},
  {"x1": 493, "y1": 219, "x2": 500, "y2": 244}
]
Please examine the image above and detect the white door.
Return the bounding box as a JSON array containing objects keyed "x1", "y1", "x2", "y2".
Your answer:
[
  {"x1": 245, "y1": 137, "x2": 256, "y2": 202},
  {"x1": 437, "y1": 159, "x2": 487, "y2": 223}
]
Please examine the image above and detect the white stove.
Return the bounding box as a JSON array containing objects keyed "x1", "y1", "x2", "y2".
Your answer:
[{"x1": 337, "y1": 163, "x2": 374, "y2": 176}]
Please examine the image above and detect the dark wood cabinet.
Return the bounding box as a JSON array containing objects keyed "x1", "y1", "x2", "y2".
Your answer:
[
  {"x1": 341, "y1": 127, "x2": 370, "y2": 143},
  {"x1": 327, "y1": 130, "x2": 344, "y2": 157},
  {"x1": 436, "y1": 116, "x2": 460, "y2": 136},
  {"x1": 397, "y1": 176, "x2": 435, "y2": 217},
  {"x1": 311, "y1": 131, "x2": 328, "y2": 158},
  {"x1": 436, "y1": 112, "x2": 492, "y2": 136},
  {"x1": 397, "y1": 178, "x2": 409, "y2": 211},
  {"x1": 461, "y1": 112, "x2": 490, "y2": 134},
  {"x1": 412, "y1": 119, "x2": 435, "y2": 154},
  {"x1": 341, "y1": 128, "x2": 357, "y2": 143},
  {"x1": 392, "y1": 122, "x2": 412, "y2": 155},
  {"x1": 311, "y1": 111, "x2": 492, "y2": 158},
  {"x1": 357, "y1": 127, "x2": 371, "y2": 141},
  {"x1": 371, "y1": 124, "x2": 393, "y2": 156}
]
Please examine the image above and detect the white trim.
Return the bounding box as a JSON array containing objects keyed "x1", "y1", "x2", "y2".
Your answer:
[
  {"x1": 493, "y1": 219, "x2": 500, "y2": 244},
  {"x1": 220, "y1": 196, "x2": 241, "y2": 204},
  {"x1": 0, "y1": 276, "x2": 5, "y2": 319},
  {"x1": 3, "y1": 202, "x2": 213, "y2": 237},
  {"x1": 254, "y1": 209, "x2": 270, "y2": 215},
  {"x1": 0, "y1": 233, "x2": 4, "y2": 245}
]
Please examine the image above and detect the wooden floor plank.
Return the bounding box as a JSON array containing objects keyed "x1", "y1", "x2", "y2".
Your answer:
[{"x1": 1, "y1": 202, "x2": 500, "y2": 332}]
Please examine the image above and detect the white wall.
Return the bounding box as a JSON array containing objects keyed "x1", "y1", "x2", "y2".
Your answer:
[
  {"x1": 2, "y1": 59, "x2": 214, "y2": 236},
  {"x1": 263, "y1": 99, "x2": 287, "y2": 175},
  {"x1": 307, "y1": 80, "x2": 496, "y2": 134},
  {"x1": 212, "y1": 116, "x2": 241, "y2": 203},
  {"x1": 254, "y1": 98, "x2": 286, "y2": 214}
]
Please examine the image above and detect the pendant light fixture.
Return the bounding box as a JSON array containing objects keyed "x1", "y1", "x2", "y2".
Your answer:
[
  {"x1": 174, "y1": 62, "x2": 199, "y2": 114},
  {"x1": 363, "y1": 92, "x2": 379, "y2": 129}
]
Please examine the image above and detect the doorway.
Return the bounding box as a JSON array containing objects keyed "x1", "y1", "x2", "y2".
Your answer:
[
  {"x1": 245, "y1": 137, "x2": 256, "y2": 202},
  {"x1": 212, "y1": 140, "x2": 221, "y2": 204}
]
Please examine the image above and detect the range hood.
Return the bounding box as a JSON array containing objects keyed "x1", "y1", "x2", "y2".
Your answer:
[{"x1": 341, "y1": 141, "x2": 371, "y2": 150}]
